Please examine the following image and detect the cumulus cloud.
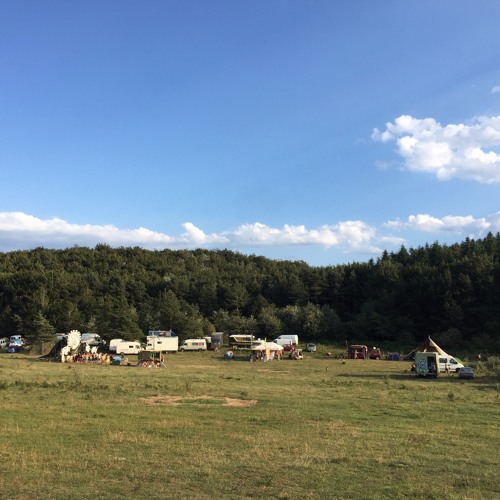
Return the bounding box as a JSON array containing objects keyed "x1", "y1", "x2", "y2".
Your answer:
[
  {"x1": 2, "y1": 211, "x2": 498, "y2": 259},
  {"x1": 372, "y1": 114, "x2": 500, "y2": 183},
  {"x1": 384, "y1": 212, "x2": 499, "y2": 235},
  {"x1": 0, "y1": 212, "x2": 380, "y2": 254}
]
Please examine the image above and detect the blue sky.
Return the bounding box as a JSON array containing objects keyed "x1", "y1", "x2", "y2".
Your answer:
[{"x1": 1, "y1": 0, "x2": 500, "y2": 266}]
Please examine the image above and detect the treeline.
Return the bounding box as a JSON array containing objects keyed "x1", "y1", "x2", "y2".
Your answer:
[{"x1": 1, "y1": 233, "x2": 500, "y2": 352}]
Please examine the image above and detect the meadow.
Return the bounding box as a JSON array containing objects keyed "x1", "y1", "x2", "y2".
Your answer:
[{"x1": 0, "y1": 349, "x2": 498, "y2": 500}]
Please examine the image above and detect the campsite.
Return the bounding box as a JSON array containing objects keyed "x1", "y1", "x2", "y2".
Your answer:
[{"x1": 1, "y1": 342, "x2": 499, "y2": 499}]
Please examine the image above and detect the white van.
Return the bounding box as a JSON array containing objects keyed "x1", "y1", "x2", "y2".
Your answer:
[
  {"x1": 274, "y1": 338, "x2": 294, "y2": 351},
  {"x1": 179, "y1": 339, "x2": 207, "y2": 351},
  {"x1": 274, "y1": 335, "x2": 298, "y2": 346},
  {"x1": 438, "y1": 355, "x2": 464, "y2": 373},
  {"x1": 0, "y1": 337, "x2": 9, "y2": 349},
  {"x1": 115, "y1": 341, "x2": 142, "y2": 355}
]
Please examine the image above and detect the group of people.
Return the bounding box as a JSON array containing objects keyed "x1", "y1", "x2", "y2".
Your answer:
[
  {"x1": 136, "y1": 358, "x2": 165, "y2": 368},
  {"x1": 61, "y1": 350, "x2": 128, "y2": 365},
  {"x1": 249, "y1": 349, "x2": 284, "y2": 362}
]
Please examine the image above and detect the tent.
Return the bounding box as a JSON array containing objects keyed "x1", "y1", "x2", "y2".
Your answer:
[
  {"x1": 251, "y1": 342, "x2": 283, "y2": 352},
  {"x1": 403, "y1": 336, "x2": 448, "y2": 360},
  {"x1": 387, "y1": 352, "x2": 401, "y2": 361},
  {"x1": 251, "y1": 342, "x2": 283, "y2": 361}
]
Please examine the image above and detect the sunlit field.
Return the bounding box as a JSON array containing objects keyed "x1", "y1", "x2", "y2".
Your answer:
[{"x1": 0, "y1": 349, "x2": 498, "y2": 499}]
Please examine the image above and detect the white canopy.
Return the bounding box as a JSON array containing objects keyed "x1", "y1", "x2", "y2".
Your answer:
[{"x1": 252, "y1": 342, "x2": 283, "y2": 351}]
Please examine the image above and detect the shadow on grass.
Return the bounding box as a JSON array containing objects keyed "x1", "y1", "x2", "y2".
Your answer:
[{"x1": 334, "y1": 371, "x2": 499, "y2": 390}]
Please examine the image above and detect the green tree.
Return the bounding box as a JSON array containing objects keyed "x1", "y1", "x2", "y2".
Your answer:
[{"x1": 33, "y1": 312, "x2": 56, "y2": 342}]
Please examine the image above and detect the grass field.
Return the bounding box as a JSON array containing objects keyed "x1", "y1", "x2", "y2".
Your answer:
[{"x1": 0, "y1": 349, "x2": 499, "y2": 499}]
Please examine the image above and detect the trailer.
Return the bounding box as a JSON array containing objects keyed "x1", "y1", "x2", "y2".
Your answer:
[
  {"x1": 348, "y1": 345, "x2": 368, "y2": 359},
  {"x1": 228, "y1": 334, "x2": 254, "y2": 349},
  {"x1": 210, "y1": 332, "x2": 224, "y2": 350},
  {"x1": 145, "y1": 335, "x2": 178, "y2": 353},
  {"x1": 415, "y1": 352, "x2": 440, "y2": 378}
]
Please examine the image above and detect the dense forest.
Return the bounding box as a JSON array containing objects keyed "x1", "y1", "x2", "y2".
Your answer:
[{"x1": 1, "y1": 233, "x2": 500, "y2": 353}]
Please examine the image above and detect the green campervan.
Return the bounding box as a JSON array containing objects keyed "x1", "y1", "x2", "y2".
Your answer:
[{"x1": 415, "y1": 352, "x2": 440, "y2": 378}]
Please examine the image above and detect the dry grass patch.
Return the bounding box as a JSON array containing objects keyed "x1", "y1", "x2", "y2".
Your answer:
[{"x1": 139, "y1": 394, "x2": 257, "y2": 407}]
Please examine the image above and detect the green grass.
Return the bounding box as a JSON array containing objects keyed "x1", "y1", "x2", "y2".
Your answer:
[{"x1": 0, "y1": 351, "x2": 499, "y2": 499}]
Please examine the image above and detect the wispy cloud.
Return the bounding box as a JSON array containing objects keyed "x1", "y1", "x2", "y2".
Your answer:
[
  {"x1": 492, "y1": 86, "x2": 500, "y2": 93},
  {"x1": 372, "y1": 114, "x2": 500, "y2": 183}
]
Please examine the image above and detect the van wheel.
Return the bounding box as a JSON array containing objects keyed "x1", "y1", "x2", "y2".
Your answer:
[
  {"x1": 119, "y1": 352, "x2": 124, "y2": 356},
  {"x1": 199, "y1": 348, "x2": 203, "y2": 351}
]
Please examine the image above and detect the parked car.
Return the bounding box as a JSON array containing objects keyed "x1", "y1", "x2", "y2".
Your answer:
[
  {"x1": 369, "y1": 347, "x2": 382, "y2": 359},
  {"x1": 0, "y1": 337, "x2": 9, "y2": 349},
  {"x1": 305, "y1": 343, "x2": 316, "y2": 352},
  {"x1": 459, "y1": 367, "x2": 475, "y2": 379}
]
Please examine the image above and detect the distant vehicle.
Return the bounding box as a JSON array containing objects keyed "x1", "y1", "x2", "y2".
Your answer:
[
  {"x1": 274, "y1": 335, "x2": 299, "y2": 346},
  {"x1": 148, "y1": 330, "x2": 177, "y2": 337},
  {"x1": 210, "y1": 332, "x2": 224, "y2": 350},
  {"x1": 228, "y1": 334, "x2": 254, "y2": 349},
  {"x1": 369, "y1": 347, "x2": 382, "y2": 360},
  {"x1": 8, "y1": 335, "x2": 26, "y2": 353},
  {"x1": 0, "y1": 337, "x2": 9, "y2": 349},
  {"x1": 179, "y1": 339, "x2": 207, "y2": 351},
  {"x1": 305, "y1": 343, "x2": 316, "y2": 352},
  {"x1": 438, "y1": 355, "x2": 464, "y2": 373},
  {"x1": 115, "y1": 341, "x2": 142, "y2": 355},
  {"x1": 348, "y1": 345, "x2": 368, "y2": 359},
  {"x1": 145, "y1": 336, "x2": 178, "y2": 352},
  {"x1": 415, "y1": 352, "x2": 439, "y2": 378},
  {"x1": 80, "y1": 333, "x2": 105, "y2": 346},
  {"x1": 109, "y1": 339, "x2": 125, "y2": 352},
  {"x1": 275, "y1": 338, "x2": 295, "y2": 351},
  {"x1": 458, "y1": 367, "x2": 475, "y2": 379}
]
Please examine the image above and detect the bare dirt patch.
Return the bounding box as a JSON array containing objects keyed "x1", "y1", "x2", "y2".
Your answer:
[{"x1": 139, "y1": 395, "x2": 257, "y2": 407}]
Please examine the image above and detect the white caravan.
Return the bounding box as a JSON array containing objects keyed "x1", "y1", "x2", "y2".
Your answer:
[
  {"x1": 114, "y1": 341, "x2": 142, "y2": 355},
  {"x1": 145, "y1": 335, "x2": 179, "y2": 353}
]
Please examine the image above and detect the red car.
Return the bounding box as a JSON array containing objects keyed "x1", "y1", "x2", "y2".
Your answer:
[{"x1": 369, "y1": 348, "x2": 382, "y2": 359}]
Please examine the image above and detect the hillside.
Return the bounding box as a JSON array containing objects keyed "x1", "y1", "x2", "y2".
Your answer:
[{"x1": 1, "y1": 234, "x2": 500, "y2": 352}]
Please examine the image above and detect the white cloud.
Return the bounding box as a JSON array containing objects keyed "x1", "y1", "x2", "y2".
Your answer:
[
  {"x1": 372, "y1": 114, "x2": 500, "y2": 183},
  {"x1": 492, "y1": 86, "x2": 500, "y2": 93},
  {"x1": 0, "y1": 212, "x2": 380, "y2": 254},
  {"x1": 385, "y1": 212, "x2": 497, "y2": 235},
  {"x1": 1, "y1": 211, "x2": 498, "y2": 260}
]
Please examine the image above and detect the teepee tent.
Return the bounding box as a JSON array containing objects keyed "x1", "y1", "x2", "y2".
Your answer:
[{"x1": 403, "y1": 336, "x2": 448, "y2": 360}]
